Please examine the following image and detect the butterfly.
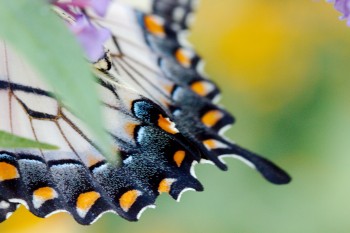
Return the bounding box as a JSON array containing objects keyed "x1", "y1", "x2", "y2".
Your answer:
[{"x1": 0, "y1": 0, "x2": 291, "y2": 225}]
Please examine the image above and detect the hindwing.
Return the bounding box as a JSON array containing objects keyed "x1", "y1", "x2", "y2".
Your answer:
[{"x1": 0, "y1": 0, "x2": 290, "y2": 225}]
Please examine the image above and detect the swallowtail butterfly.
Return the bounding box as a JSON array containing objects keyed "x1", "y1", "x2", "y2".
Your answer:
[{"x1": 0, "y1": 0, "x2": 291, "y2": 225}]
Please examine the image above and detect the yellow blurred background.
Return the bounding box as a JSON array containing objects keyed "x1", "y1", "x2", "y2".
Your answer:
[{"x1": 2, "y1": 0, "x2": 350, "y2": 232}]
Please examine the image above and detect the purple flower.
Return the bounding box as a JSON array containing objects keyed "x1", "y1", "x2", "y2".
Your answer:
[
  {"x1": 329, "y1": 0, "x2": 350, "y2": 25},
  {"x1": 52, "y1": 0, "x2": 111, "y2": 62},
  {"x1": 70, "y1": 15, "x2": 111, "y2": 62}
]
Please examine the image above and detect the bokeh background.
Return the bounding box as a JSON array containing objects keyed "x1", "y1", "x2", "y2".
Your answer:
[{"x1": 2, "y1": 0, "x2": 350, "y2": 232}]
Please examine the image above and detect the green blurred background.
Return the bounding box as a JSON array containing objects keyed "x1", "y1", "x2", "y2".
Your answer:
[{"x1": 2, "y1": 0, "x2": 350, "y2": 232}]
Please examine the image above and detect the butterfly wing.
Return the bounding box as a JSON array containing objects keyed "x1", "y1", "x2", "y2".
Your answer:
[
  {"x1": 0, "y1": 197, "x2": 19, "y2": 222},
  {"x1": 96, "y1": 2, "x2": 290, "y2": 181},
  {"x1": 0, "y1": 0, "x2": 290, "y2": 225},
  {"x1": 151, "y1": 0, "x2": 199, "y2": 31},
  {"x1": 0, "y1": 39, "x2": 203, "y2": 224}
]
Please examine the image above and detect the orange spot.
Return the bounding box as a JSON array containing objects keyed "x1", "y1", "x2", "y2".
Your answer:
[
  {"x1": 203, "y1": 139, "x2": 217, "y2": 150},
  {"x1": 125, "y1": 123, "x2": 137, "y2": 137},
  {"x1": 201, "y1": 110, "x2": 224, "y2": 127},
  {"x1": 33, "y1": 187, "x2": 57, "y2": 201},
  {"x1": 76, "y1": 191, "x2": 100, "y2": 211},
  {"x1": 144, "y1": 15, "x2": 165, "y2": 37},
  {"x1": 158, "y1": 179, "x2": 176, "y2": 193},
  {"x1": 191, "y1": 81, "x2": 209, "y2": 96},
  {"x1": 163, "y1": 84, "x2": 174, "y2": 95},
  {"x1": 0, "y1": 162, "x2": 19, "y2": 181},
  {"x1": 175, "y1": 49, "x2": 191, "y2": 67},
  {"x1": 158, "y1": 114, "x2": 179, "y2": 134},
  {"x1": 173, "y1": 150, "x2": 185, "y2": 167},
  {"x1": 87, "y1": 155, "x2": 102, "y2": 167},
  {"x1": 119, "y1": 190, "x2": 140, "y2": 212}
]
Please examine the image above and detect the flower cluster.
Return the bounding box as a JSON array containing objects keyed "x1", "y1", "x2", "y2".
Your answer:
[
  {"x1": 52, "y1": 0, "x2": 111, "y2": 62},
  {"x1": 328, "y1": 0, "x2": 350, "y2": 25}
]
